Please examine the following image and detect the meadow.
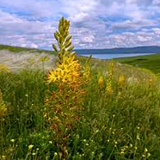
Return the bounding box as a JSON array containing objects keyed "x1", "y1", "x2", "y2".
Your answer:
[
  {"x1": 116, "y1": 54, "x2": 160, "y2": 74},
  {"x1": 1, "y1": 18, "x2": 160, "y2": 160}
]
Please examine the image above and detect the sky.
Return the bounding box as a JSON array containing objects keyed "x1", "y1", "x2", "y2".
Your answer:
[{"x1": 0, "y1": 0, "x2": 160, "y2": 50}]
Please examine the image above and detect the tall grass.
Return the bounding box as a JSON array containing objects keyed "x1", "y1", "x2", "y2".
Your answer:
[{"x1": 1, "y1": 61, "x2": 160, "y2": 159}]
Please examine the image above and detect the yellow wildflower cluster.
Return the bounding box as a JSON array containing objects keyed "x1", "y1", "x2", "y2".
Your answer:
[
  {"x1": 106, "y1": 62, "x2": 115, "y2": 95},
  {"x1": 83, "y1": 64, "x2": 91, "y2": 82},
  {"x1": 0, "y1": 89, "x2": 7, "y2": 119},
  {"x1": 48, "y1": 54, "x2": 81, "y2": 87},
  {"x1": 118, "y1": 75, "x2": 126, "y2": 88},
  {"x1": 108, "y1": 61, "x2": 115, "y2": 75},
  {"x1": 98, "y1": 75, "x2": 105, "y2": 90},
  {"x1": 106, "y1": 82, "x2": 113, "y2": 95},
  {"x1": 46, "y1": 52, "x2": 85, "y2": 146}
]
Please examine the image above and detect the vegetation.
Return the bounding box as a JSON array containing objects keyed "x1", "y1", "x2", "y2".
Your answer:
[
  {"x1": 116, "y1": 54, "x2": 160, "y2": 74},
  {"x1": 1, "y1": 18, "x2": 160, "y2": 160}
]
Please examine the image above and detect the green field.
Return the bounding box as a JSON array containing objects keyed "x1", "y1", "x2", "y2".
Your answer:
[
  {"x1": 1, "y1": 49, "x2": 160, "y2": 159},
  {"x1": 116, "y1": 54, "x2": 160, "y2": 74}
]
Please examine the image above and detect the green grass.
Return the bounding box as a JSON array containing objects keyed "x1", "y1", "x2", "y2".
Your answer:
[
  {"x1": 1, "y1": 52, "x2": 160, "y2": 159},
  {"x1": 115, "y1": 54, "x2": 160, "y2": 74}
]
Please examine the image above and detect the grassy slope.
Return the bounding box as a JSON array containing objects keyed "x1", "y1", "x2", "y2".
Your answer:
[
  {"x1": 0, "y1": 44, "x2": 54, "y2": 54},
  {"x1": 115, "y1": 54, "x2": 160, "y2": 74},
  {"x1": 0, "y1": 45, "x2": 57, "y2": 72},
  {"x1": 1, "y1": 45, "x2": 160, "y2": 159}
]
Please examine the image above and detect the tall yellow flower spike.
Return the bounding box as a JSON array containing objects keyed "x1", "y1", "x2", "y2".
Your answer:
[
  {"x1": 0, "y1": 89, "x2": 7, "y2": 119},
  {"x1": 47, "y1": 17, "x2": 82, "y2": 87},
  {"x1": 118, "y1": 75, "x2": 126, "y2": 87},
  {"x1": 105, "y1": 61, "x2": 115, "y2": 96},
  {"x1": 106, "y1": 82, "x2": 113, "y2": 95},
  {"x1": 45, "y1": 18, "x2": 86, "y2": 158},
  {"x1": 98, "y1": 76, "x2": 105, "y2": 90}
]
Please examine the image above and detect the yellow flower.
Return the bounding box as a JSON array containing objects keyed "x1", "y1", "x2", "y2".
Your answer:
[
  {"x1": 0, "y1": 89, "x2": 7, "y2": 118},
  {"x1": 98, "y1": 76, "x2": 105, "y2": 89},
  {"x1": 0, "y1": 104, "x2": 7, "y2": 118},
  {"x1": 109, "y1": 61, "x2": 115, "y2": 75},
  {"x1": 47, "y1": 70, "x2": 57, "y2": 83},
  {"x1": 118, "y1": 75, "x2": 126, "y2": 87},
  {"x1": 10, "y1": 139, "x2": 15, "y2": 143},
  {"x1": 28, "y1": 144, "x2": 34, "y2": 150},
  {"x1": 106, "y1": 83, "x2": 113, "y2": 95},
  {"x1": 47, "y1": 54, "x2": 81, "y2": 86}
]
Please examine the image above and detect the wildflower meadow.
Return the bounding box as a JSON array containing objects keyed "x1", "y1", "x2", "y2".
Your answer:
[{"x1": 1, "y1": 17, "x2": 160, "y2": 160}]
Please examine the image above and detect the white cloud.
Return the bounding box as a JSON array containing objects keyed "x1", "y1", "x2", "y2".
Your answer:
[
  {"x1": 153, "y1": 28, "x2": 160, "y2": 34},
  {"x1": 81, "y1": 35, "x2": 95, "y2": 43},
  {"x1": 0, "y1": 0, "x2": 160, "y2": 49},
  {"x1": 0, "y1": 0, "x2": 61, "y2": 18},
  {"x1": 70, "y1": 13, "x2": 89, "y2": 23},
  {"x1": 152, "y1": 0, "x2": 160, "y2": 5}
]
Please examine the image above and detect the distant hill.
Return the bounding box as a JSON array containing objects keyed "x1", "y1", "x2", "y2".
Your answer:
[
  {"x1": 0, "y1": 44, "x2": 160, "y2": 54},
  {"x1": 75, "y1": 46, "x2": 160, "y2": 54},
  {"x1": 0, "y1": 44, "x2": 54, "y2": 54}
]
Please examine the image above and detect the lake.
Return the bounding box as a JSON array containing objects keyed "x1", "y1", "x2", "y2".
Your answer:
[{"x1": 77, "y1": 53, "x2": 155, "y2": 60}]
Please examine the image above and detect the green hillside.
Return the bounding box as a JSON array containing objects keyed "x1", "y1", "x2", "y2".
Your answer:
[
  {"x1": 116, "y1": 54, "x2": 160, "y2": 74},
  {"x1": 0, "y1": 44, "x2": 54, "y2": 54}
]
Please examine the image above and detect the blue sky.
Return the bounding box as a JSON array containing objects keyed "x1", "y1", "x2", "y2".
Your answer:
[{"x1": 0, "y1": 0, "x2": 160, "y2": 49}]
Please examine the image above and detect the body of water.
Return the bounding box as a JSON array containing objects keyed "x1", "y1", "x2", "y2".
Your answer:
[{"x1": 77, "y1": 53, "x2": 155, "y2": 60}]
